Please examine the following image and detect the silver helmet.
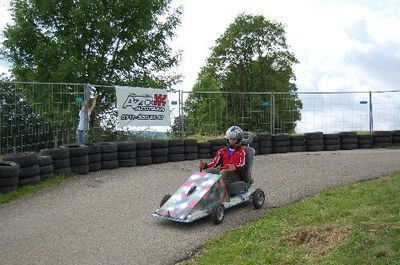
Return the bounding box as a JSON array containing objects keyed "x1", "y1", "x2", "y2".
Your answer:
[{"x1": 225, "y1": 126, "x2": 243, "y2": 146}]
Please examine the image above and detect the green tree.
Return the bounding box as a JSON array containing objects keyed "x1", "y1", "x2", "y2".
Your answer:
[
  {"x1": 1, "y1": 0, "x2": 181, "y2": 88},
  {"x1": 184, "y1": 13, "x2": 302, "y2": 134}
]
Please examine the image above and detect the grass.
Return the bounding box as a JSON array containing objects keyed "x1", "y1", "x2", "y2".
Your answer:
[
  {"x1": 185, "y1": 173, "x2": 400, "y2": 265},
  {"x1": 0, "y1": 174, "x2": 73, "y2": 204}
]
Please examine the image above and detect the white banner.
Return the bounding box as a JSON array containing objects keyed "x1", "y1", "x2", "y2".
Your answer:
[{"x1": 115, "y1": 86, "x2": 171, "y2": 127}]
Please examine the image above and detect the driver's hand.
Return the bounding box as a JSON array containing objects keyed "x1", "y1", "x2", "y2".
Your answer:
[
  {"x1": 198, "y1": 160, "x2": 207, "y2": 170},
  {"x1": 227, "y1": 164, "x2": 236, "y2": 172}
]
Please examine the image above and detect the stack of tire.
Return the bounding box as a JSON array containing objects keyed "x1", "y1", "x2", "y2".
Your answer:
[
  {"x1": 358, "y1": 134, "x2": 374, "y2": 149},
  {"x1": 373, "y1": 131, "x2": 392, "y2": 147},
  {"x1": 305, "y1": 132, "x2": 324, "y2": 152},
  {"x1": 136, "y1": 141, "x2": 152, "y2": 165},
  {"x1": 324, "y1": 133, "x2": 340, "y2": 151},
  {"x1": 38, "y1": 155, "x2": 54, "y2": 180},
  {"x1": 168, "y1": 140, "x2": 185, "y2": 162},
  {"x1": 209, "y1": 139, "x2": 225, "y2": 157},
  {"x1": 85, "y1": 143, "x2": 102, "y2": 172},
  {"x1": 258, "y1": 133, "x2": 273, "y2": 155},
  {"x1": 0, "y1": 161, "x2": 19, "y2": 192},
  {"x1": 272, "y1": 134, "x2": 290, "y2": 153},
  {"x1": 151, "y1": 140, "x2": 169, "y2": 164},
  {"x1": 250, "y1": 135, "x2": 259, "y2": 155},
  {"x1": 117, "y1": 141, "x2": 137, "y2": 167},
  {"x1": 290, "y1": 135, "x2": 306, "y2": 152},
  {"x1": 184, "y1": 139, "x2": 198, "y2": 160},
  {"x1": 40, "y1": 147, "x2": 71, "y2": 175},
  {"x1": 98, "y1": 142, "x2": 119, "y2": 169},
  {"x1": 198, "y1": 142, "x2": 211, "y2": 159},
  {"x1": 339, "y1": 132, "x2": 359, "y2": 150},
  {"x1": 61, "y1": 144, "x2": 89, "y2": 175},
  {"x1": 391, "y1": 130, "x2": 400, "y2": 144},
  {"x1": 4, "y1": 152, "x2": 41, "y2": 185}
]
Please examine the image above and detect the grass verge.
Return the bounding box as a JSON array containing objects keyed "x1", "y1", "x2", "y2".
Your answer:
[
  {"x1": 185, "y1": 173, "x2": 400, "y2": 265},
  {"x1": 0, "y1": 174, "x2": 73, "y2": 204}
]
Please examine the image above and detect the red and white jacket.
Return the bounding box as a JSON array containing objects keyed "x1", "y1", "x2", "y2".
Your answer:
[{"x1": 206, "y1": 146, "x2": 247, "y2": 179}]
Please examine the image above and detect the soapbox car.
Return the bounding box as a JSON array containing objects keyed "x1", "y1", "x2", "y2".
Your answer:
[{"x1": 152, "y1": 133, "x2": 265, "y2": 224}]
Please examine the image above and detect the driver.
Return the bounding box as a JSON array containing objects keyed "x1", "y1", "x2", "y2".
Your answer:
[{"x1": 198, "y1": 126, "x2": 247, "y2": 184}]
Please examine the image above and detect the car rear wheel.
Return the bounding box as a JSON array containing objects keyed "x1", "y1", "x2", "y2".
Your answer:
[{"x1": 252, "y1": 188, "x2": 265, "y2": 209}]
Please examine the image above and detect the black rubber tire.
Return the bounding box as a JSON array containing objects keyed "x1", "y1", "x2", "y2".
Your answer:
[
  {"x1": 116, "y1": 141, "x2": 136, "y2": 152},
  {"x1": 19, "y1": 175, "x2": 41, "y2": 186},
  {"x1": 391, "y1": 130, "x2": 400, "y2": 136},
  {"x1": 340, "y1": 137, "x2": 358, "y2": 144},
  {"x1": 358, "y1": 135, "x2": 373, "y2": 140},
  {"x1": 184, "y1": 146, "x2": 198, "y2": 153},
  {"x1": 151, "y1": 156, "x2": 168, "y2": 164},
  {"x1": 359, "y1": 144, "x2": 372, "y2": 149},
  {"x1": 252, "y1": 188, "x2": 265, "y2": 209},
  {"x1": 324, "y1": 139, "x2": 340, "y2": 145},
  {"x1": 259, "y1": 140, "x2": 273, "y2": 147},
  {"x1": 19, "y1": 164, "x2": 40, "y2": 179},
  {"x1": 85, "y1": 143, "x2": 101, "y2": 154},
  {"x1": 71, "y1": 165, "x2": 89, "y2": 175},
  {"x1": 306, "y1": 139, "x2": 324, "y2": 145},
  {"x1": 0, "y1": 176, "x2": 18, "y2": 187},
  {"x1": 53, "y1": 167, "x2": 72, "y2": 176},
  {"x1": 40, "y1": 148, "x2": 69, "y2": 160},
  {"x1": 89, "y1": 153, "x2": 102, "y2": 163},
  {"x1": 136, "y1": 150, "x2": 152, "y2": 157},
  {"x1": 324, "y1": 144, "x2": 340, "y2": 151},
  {"x1": 208, "y1": 139, "x2": 225, "y2": 146},
  {"x1": 52, "y1": 158, "x2": 70, "y2": 169},
  {"x1": 359, "y1": 139, "x2": 373, "y2": 144},
  {"x1": 250, "y1": 143, "x2": 259, "y2": 150},
  {"x1": 169, "y1": 146, "x2": 185, "y2": 154},
  {"x1": 198, "y1": 148, "x2": 211, "y2": 154},
  {"x1": 89, "y1": 162, "x2": 102, "y2": 172},
  {"x1": 257, "y1": 133, "x2": 272, "y2": 141},
  {"x1": 168, "y1": 139, "x2": 184, "y2": 147},
  {"x1": 40, "y1": 165, "x2": 54, "y2": 175},
  {"x1": 306, "y1": 145, "x2": 324, "y2": 151},
  {"x1": 392, "y1": 136, "x2": 400, "y2": 143},
  {"x1": 373, "y1": 131, "x2": 392, "y2": 137},
  {"x1": 341, "y1": 143, "x2": 359, "y2": 150},
  {"x1": 136, "y1": 156, "x2": 152, "y2": 165},
  {"x1": 290, "y1": 135, "x2": 305, "y2": 141},
  {"x1": 151, "y1": 148, "x2": 168, "y2": 156},
  {"x1": 259, "y1": 147, "x2": 273, "y2": 155},
  {"x1": 3, "y1": 152, "x2": 38, "y2": 167},
  {"x1": 118, "y1": 159, "x2": 137, "y2": 167},
  {"x1": 291, "y1": 140, "x2": 305, "y2": 146},
  {"x1": 38, "y1": 156, "x2": 52, "y2": 167},
  {"x1": 339, "y1": 131, "x2": 357, "y2": 137},
  {"x1": 273, "y1": 140, "x2": 290, "y2": 147},
  {"x1": 211, "y1": 145, "x2": 224, "y2": 152},
  {"x1": 160, "y1": 194, "x2": 171, "y2": 207},
  {"x1": 210, "y1": 203, "x2": 225, "y2": 225},
  {"x1": 0, "y1": 186, "x2": 17, "y2": 193},
  {"x1": 98, "y1": 142, "x2": 118, "y2": 153},
  {"x1": 198, "y1": 142, "x2": 211, "y2": 148},
  {"x1": 198, "y1": 153, "x2": 211, "y2": 159},
  {"x1": 273, "y1": 146, "x2": 290, "y2": 153},
  {"x1": 324, "y1": 133, "x2": 339, "y2": 139},
  {"x1": 151, "y1": 140, "x2": 169, "y2": 148},
  {"x1": 185, "y1": 153, "x2": 198, "y2": 160},
  {"x1": 304, "y1": 132, "x2": 324, "y2": 139},
  {"x1": 69, "y1": 155, "x2": 89, "y2": 166},
  {"x1": 168, "y1": 154, "x2": 186, "y2": 162},
  {"x1": 374, "y1": 143, "x2": 392, "y2": 148},
  {"x1": 290, "y1": 145, "x2": 306, "y2": 152},
  {"x1": 60, "y1": 144, "x2": 89, "y2": 157},
  {"x1": 101, "y1": 152, "x2": 118, "y2": 161},
  {"x1": 136, "y1": 141, "x2": 152, "y2": 150},
  {"x1": 101, "y1": 160, "x2": 119, "y2": 169},
  {"x1": 0, "y1": 161, "x2": 20, "y2": 178},
  {"x1": 184, "y1": 139, "x2": 198, "y2": 146},
  {"x1": 118, "y1": 151, "x2": 137, "y2": 160},
  {"x1": 41, "y1": 173, "x2": 54, "y2": 180},
  {"x1": 374, "y1": 136, "x2": 391, "y2": 144},
  {"x1": 272, "y1": 134, "x2": 290, "y2": 141}
]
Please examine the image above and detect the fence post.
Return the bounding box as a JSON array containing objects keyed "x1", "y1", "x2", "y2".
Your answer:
[
  {"x1": 179, "y1": 90, "x2": 185, "y2": 138},
  {"x1": 369, "y1": 91, "x2": 373, "y2": 133},
  {"x1": 271, "y1": 92, "x2": 275, "y2": 134}
]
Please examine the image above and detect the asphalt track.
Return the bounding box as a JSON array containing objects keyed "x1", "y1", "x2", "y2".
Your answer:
[{"x1": 1, "y1": 148, "x2": 400, "y2": 265}]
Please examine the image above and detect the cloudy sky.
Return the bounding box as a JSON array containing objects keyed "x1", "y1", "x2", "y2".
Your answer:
[{"x1": 1, "y1": 0, "x2": 400, "y2": 132}]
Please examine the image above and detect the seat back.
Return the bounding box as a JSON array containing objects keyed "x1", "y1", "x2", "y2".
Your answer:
[{"x1": 242, "y1": 146, "x2": 255, "y2": 181}]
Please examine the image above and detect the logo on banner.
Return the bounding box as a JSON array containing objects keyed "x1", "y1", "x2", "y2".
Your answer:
[{"x1": 120, "y1": 93, "x2": 167, "y2": 121}]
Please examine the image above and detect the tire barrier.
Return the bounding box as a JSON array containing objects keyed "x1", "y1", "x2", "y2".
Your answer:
[
  {"x1": 168, "y1": 140, "x2": 185, "y2": 162},
  {"x1": 323, "y1": 133, "x2": 340, "y2": 151},
  {"x1": 358, "y1": 134, "x2": 373, "y2": 149},
  {"x1": 198, "y1": 142, "x2": 211, "y2": 159},
  {"x1": 392, "y1": 130, "x2": 400, "y2": 144},
  {"x1": 208, "y1": 139, "x2": 225, "y2": 157},
  {"x1": 250, "y1": 135, "x2": 259, "y2": 155},
  {"x1": 85, "y1": 143, "x2": 102, "y2": 172},
  {"x1": 0, "y1": 161, "x2": 19, "y2": 193},
  {"x1": 98, "y1": 142, "x2": 119, "y2": 169},
  {"x1": 184, "y1": 139, "x2": 198, "y2": 160},
  {"x1": 38, "y1": 155, "x2": 54, "y2": 180},
  {"x1": 40, "y1": 147, "x2": 71, "y2": 176},
  {"x1": 272, "y1": 134, "x2": 290, "y2": 153},
  {"x1": 305, "y1": 132, "x2": 324, "y2": 152},
  {"x1": 136, "y1": 141, "x2": 152, "y2": 165},
  {"x1": 373, "y1": 131, "x2": 392, "y2": 147},
  {"x1": 151, "y1": 140, "x2": 168, "y2": 164},
  {"x1": 61, "y1": 144, "x2": 90, "y2": 175},
  {"x1": 258, "y1": 133, "x2": 273, "y2": 155},
  {"x1": 339, "y1": 132, "x2": 359, "y2": 150},
  {"x1": 4, "y1": 151, "x2": 41, "y2": 186},
  {"x1": 117, "y1": 141, "x2": 137, "y2": 167},
  {"x1": 290, "y1": 135, "x2": 305, "y2": 152}
]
